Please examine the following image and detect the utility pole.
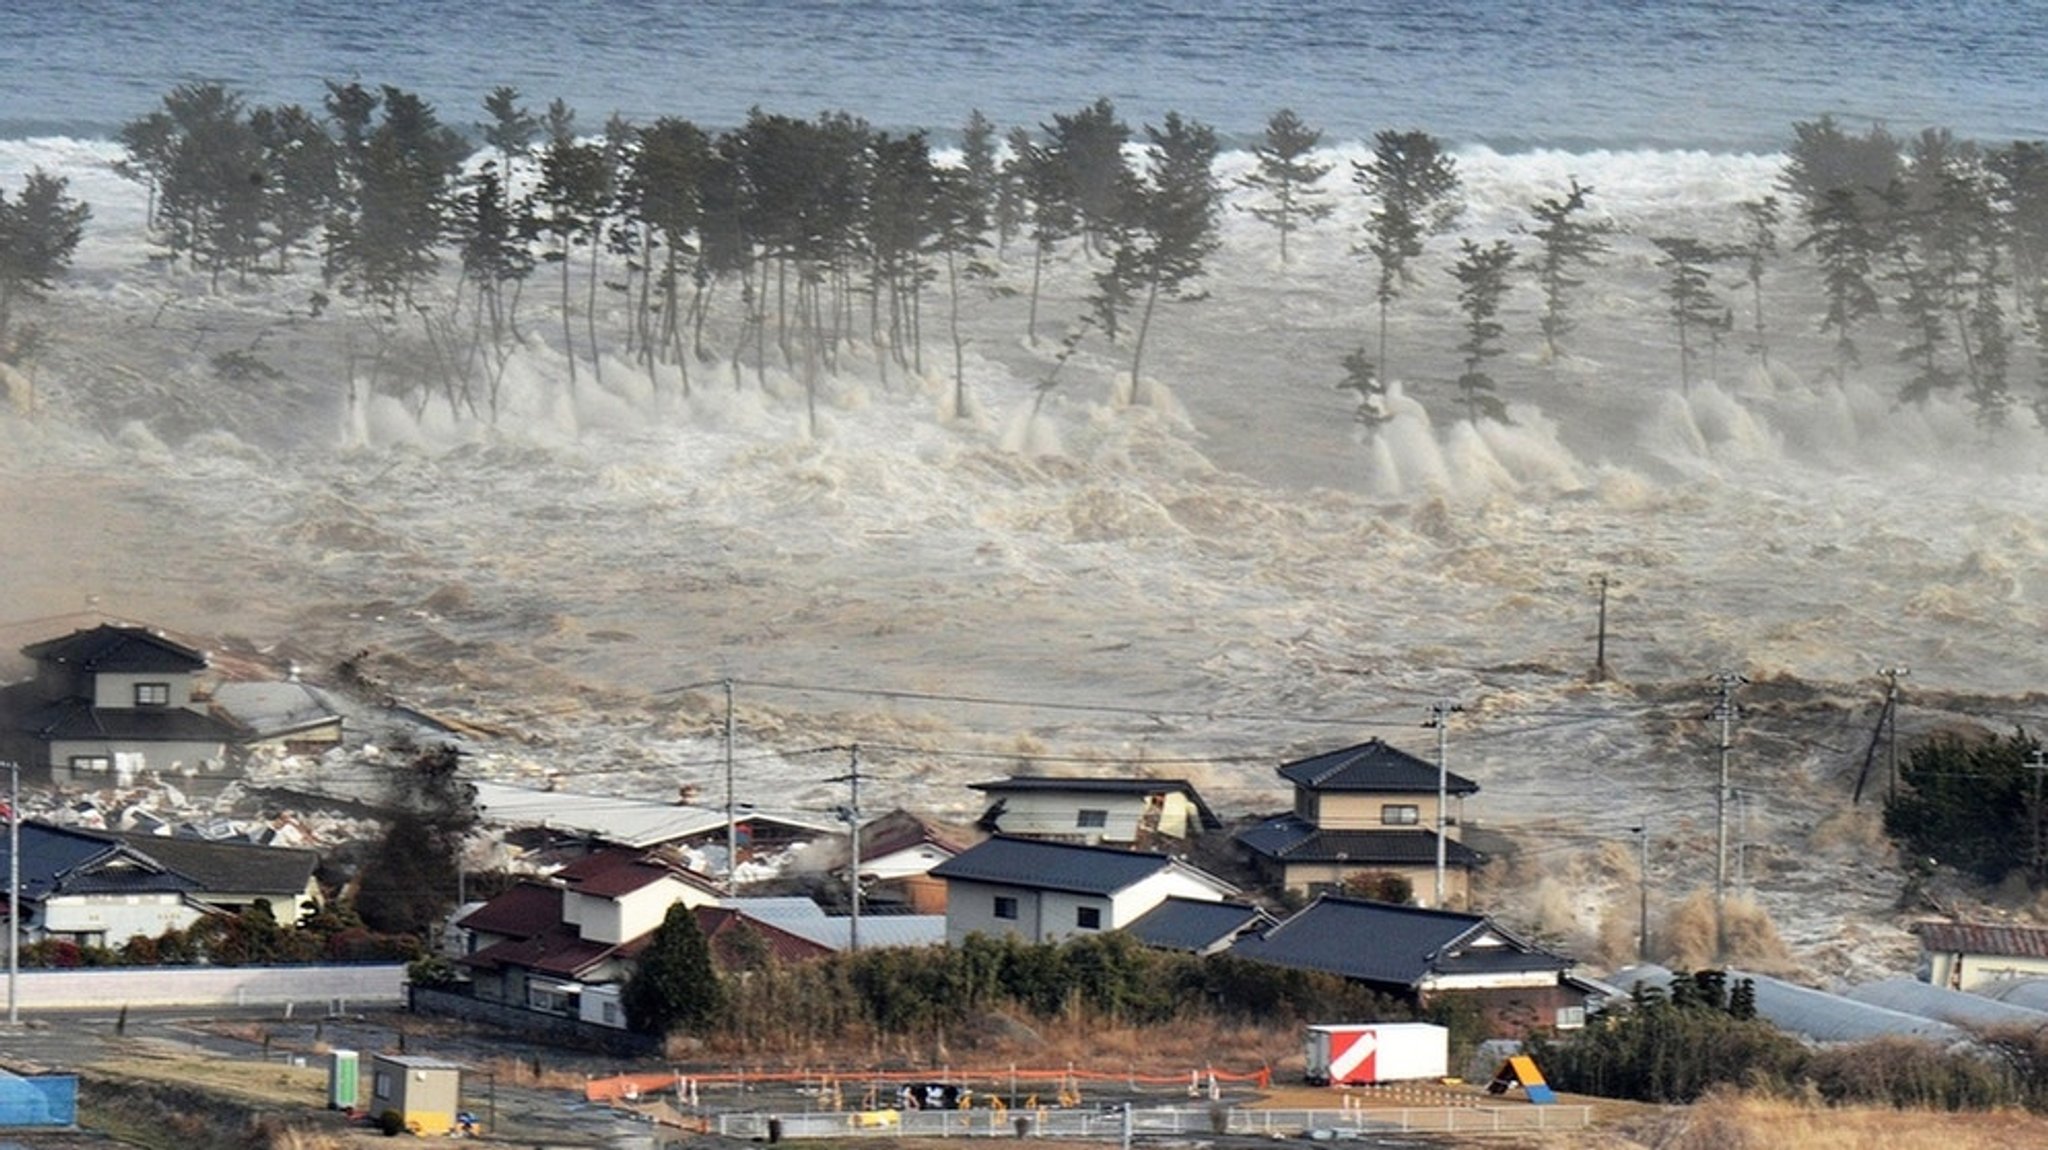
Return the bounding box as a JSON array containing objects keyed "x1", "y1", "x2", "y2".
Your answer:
[
  {"x1": 1630, "y1": 823, "x2": 1650, "y2": 963},
  {"x1": 1426, "y1": 700, "x2": 1463, "y2": 908},
  {"x1": 723, "y1": 679, "x2": 737, "y2": 889},
  {"x1": 1709, "y1": 671, "x2": 1746, "y2": 962},
  {"x1": 829, "y1": 746, "x2": 864, "y2": 953},
  {"x1": 1881, "y1": 666, "x2": 1908, "y2": 802},
  {"x1": 2027, "y1": 749, "x2": 2048, "y2": 884},
  {"x1": 6, "y1": 759, "x2": 16, "y2": 1026},
  {"x1": 1591, "y1": 574, "x2": 1614, "y2": 683}
]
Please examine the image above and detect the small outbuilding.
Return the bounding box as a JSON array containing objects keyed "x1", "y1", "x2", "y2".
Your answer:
[{"x1": 369, "y1": 1054, "x2": 462, "y2": 1136}]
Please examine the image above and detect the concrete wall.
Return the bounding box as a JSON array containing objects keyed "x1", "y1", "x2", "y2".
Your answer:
[{"x1": 4, "y1": 963, "x2": 406, "y2": 1010}]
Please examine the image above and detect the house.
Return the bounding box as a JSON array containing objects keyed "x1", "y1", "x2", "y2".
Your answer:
[
  {"x1": 210, "y1": 679, "x2": 345, "y2": 756},
  {"x1": 457, "y1": 847, "x2": 725, "y2": 1021},
  {"x1": 1235, "y1": 739, "x2": 1483, "y2": 907},
  {"x1": 0, "y1": 625, "x2": 241, "y2": 784},
  {"x1": 928, "y1": 836, "x2": 1239, "y2": 946},
  {"x1": 1122, "y1": 896, "x2": 1273, "y2": 956},
  {"x1": 970, "y1": 776, "x2": 1221, "y2": 847},
  {"x1": 0, "y1": 821, "x2": 323, "y2": 946},
  {"x1": 1916, "y1": 920, "x2": 2048, "y2": 991},
  {"x1": 468, "y1": 779, "x2": 838, "y2": 872},
  {"x1": 813, "y1": 808, "x2": 977, "y2": 913},
  {"x1": 1228, "y1": 895, "x2": 1594, "y2": 1036},
  {"x1": 714, "y1": 896, "x2": 946, "y2": 952}
]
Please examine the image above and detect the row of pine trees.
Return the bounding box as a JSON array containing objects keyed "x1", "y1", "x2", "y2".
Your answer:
[{"x1": 7, "y1": 86, "x2": 2048, "y2": 436}]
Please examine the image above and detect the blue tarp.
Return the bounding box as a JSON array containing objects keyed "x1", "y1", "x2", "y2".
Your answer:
[{"x1": 0, "y1": 1075, "x2": 77, "y2": 1127}]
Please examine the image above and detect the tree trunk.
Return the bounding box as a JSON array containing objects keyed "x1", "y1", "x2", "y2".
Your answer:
[{"x1": 1129, "y1": 272, "x2": 1162, "y2": 402}]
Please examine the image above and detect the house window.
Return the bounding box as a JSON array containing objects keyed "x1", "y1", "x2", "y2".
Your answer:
[
  {"x1": 602, "y1": 1001, "x2": 621, "y2": 1025},
  {"x1": 1076, "y1": 809, "x2": 1108, "y2": 829},
  {"x1": 134, "y1": 682, "x2": 170, "y2": 707},
  {"x1": 1076, "y1": 906, "x2": 1101, "y2": 930},
  {"x1": 993, "y1": 896, "x2": 1019, "y2": 920},
  {"x1": 1381, "y1": 804, "x2": 1420, "y2": 826},
  {"x1": 1556, "y1": 1005, "x2": 1586, "y2": 1030},
  {"x1": 68, "y1": 756, "x2": 112, "y2": 773},
  {"x1": 373, "y1": 1070, "x2": 393, "y2": 1101}
]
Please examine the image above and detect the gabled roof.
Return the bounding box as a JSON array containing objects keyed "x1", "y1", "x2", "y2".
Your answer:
[
  {"x1": 1915, "y1": 920, "x2": 2048, "y2": 959},
  {"x1": 967, "y1": 777, "x2": 1224, "y2": 829},
  {"x1": 1277, "y1": 739, "x2": 1479, "y2": 796},
  {"x1": 210, "y1": 681, "x2": 344, "y2": 740},
  {"x1": 1229, "y1": 895, "x2": 1568, "y2": 990},
  {"x1": 0, "y1": 822, "x2": 199, "y2": 904},
  {"x1": 858, "y1": 808, "x2": 976, "y2": 861},
  {"x1": 719, "y1": 897, "x2": 947, "y2": 950},
  {"x1": 462, "y1": 922, "x2": 626, "y2": 979},
  {"x1": 1122, "y1": 897, "x2": 1271, "y2": 953},
  {"x1": 555, "y1": 847, "x2": 721, "y2": 899},
  {"x1": 101, "y1": 831, "x2": 318, "y2": 898},
  {"x1": 471, "y1": 780, "x2": 837, "y2": 851},
  {"x1": 22, "y1": 625, "x2": 209, "y2": 672},
  {"x1": 1235, "y1": 815, "x2": 1485, "y2": 868},
  {"x1": 456, "y1": 881, "x2": 562, "y2": 939},
  {"x1": 929, "y1": 836, "x2": 1230, "y2": 898},
  {"x1": 695, "y1": 904, "x2": 837, "y2": 965}
]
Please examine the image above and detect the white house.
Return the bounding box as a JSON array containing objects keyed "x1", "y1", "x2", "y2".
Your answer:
[
  {"x1": 969, "y1": 776, "x2": 1221, "y2": 847},
  {"x1": 928, "y1": 836, "x2": 1239, "y2": 946},
  {"x1": 1917, "y1": 920, "x2": 2048, "y2": 991}
]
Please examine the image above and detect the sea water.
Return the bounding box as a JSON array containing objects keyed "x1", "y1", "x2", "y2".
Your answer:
[{"x1": 0, "y1": 0, "x2": 2042, "y2": 150}]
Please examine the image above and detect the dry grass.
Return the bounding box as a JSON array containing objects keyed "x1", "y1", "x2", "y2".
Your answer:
[
  {"x1": 1546, "y1": 1089, "x2": 2048, "y2": 1150},
  {"x1": 87, "y1": 1052, "x2": 328, "y2": 1109}
]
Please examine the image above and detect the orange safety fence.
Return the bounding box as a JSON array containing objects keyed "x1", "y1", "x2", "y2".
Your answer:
[{"x1": 586, "y1": 1063, "x2": 1273, "y2": 1104}]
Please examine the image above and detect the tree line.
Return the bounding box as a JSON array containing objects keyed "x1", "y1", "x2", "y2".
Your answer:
[{"x1": 9, "y1": 87, "x2": 2048, "y2": 441}]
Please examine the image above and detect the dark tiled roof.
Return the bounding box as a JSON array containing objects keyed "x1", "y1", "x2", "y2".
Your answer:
[
  {"x1": 22, "y1": 625, "x2": 208, "y2": 672},
  {"x1": 104, "y1": 831, "x2": 318, "y2": 897},
  {"x1": 0, "y1": 822, "x2": 138, "y2": 901},
  {"x1": 1229, "y1": 894, "x2": 1567, "y2": 990},
  {"x1": 1916, "y1": 920, "x2": 2048, "y2": 959},
  {"x1": 1277, "y1": 740, "x2": 1479, "y2": 796},
  {"x1": 554, "y1": 846, "x2": 722, "y2": 898},
  {"x1": 928, "y1": 836, "x2": 1176, "y2": 896},
  {"x1": 1123, "y1": 897, "x2": 1270, "y2": 953},
  {"x1": 859, "y1": 809, "x2": 976, "y2": 860},
  {"x1": 967, "y1": 777, "x2": 1224, "y2": 829},
  {"x1": 456, "y1": 881, "x2": 564, "y2": 939},
  {"x1": 463, "y1": 923, "x2": 619, "y2": 978},
  {"x1": 1235, "y1": 816, "x2": 1484, "y2": 867},
  {"x1": 18, "y1": 697, "x2": 240, "y2": 742}
]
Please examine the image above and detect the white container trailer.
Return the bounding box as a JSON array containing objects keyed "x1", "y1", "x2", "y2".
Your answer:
[{"x1": 1303, "y1": 1022, "x2": 1449, "y2": 1085}]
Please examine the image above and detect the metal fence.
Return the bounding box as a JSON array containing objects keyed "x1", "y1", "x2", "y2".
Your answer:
[{"x1": 714, "y1": 1104, "x2": 1592, "y2": 1140}]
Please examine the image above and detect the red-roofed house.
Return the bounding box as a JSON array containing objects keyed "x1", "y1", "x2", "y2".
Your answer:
[
  {"x1": 693, "y1": 905, "x2": 835, "y2": 967},
  {"x1": 1918, "y1": 920, "x2": 2048, "y2": 991},
  {"x1": 456, "y1": 848, "x2": 724, "y2": 1027}
]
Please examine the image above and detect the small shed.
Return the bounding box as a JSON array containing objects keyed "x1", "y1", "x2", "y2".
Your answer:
[{"x1": 369, "y1": 1054, "x2": 462, "y2": 1136}]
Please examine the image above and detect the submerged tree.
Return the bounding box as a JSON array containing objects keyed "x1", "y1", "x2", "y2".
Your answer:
[
  {"x1": 1797, "y1": 186, "x2": 1884, "y2": 379},
  {"x1": 1007, "y1": 126, "x2": 1076, "y2": 344},
  {"x1": 1650, "y1": 236, "x2": 1727, "y2": 393},
  {"x1": 0, "y1": 169, "x2": 90, "y2": 352},
  {"x1": 1237, "y1": 108, "x2": 1333, "y2": 265},
  {"x1": 1111, "y1": 112, "x2": 1223, "y2": 395},
  {"x1": 1335, "y1": 345, "x2": 1389, "y2": 430},
  {"x1": 353, "y1": 743, "x2": 477, "y2": 940},
  {"x1": 1354, "y1": 129, "x2": 1462, "y2": 384},
  {"x1": 1734, "y1": 196, "x2": 1782, "y2": 371},
  {"x1": 1524, "y1": 177, "x2": 1612, "y2": 362},
  {"x1": 1449, "y1": 238, "x2": 1516, "y2": 424}
]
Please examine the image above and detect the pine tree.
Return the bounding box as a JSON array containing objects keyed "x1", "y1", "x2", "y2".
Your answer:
[
  {"x1": 622, "y1": 902, "x2": 725, "y2": 1036},
  {"x1": 353, "y1": 744, "x2": 477, "y2": 939},
  {"x1": 1354, "y1": 130, "x2": 1462, "y2": 384},
  {"x1": 1335, "y1": 345, "x2": 1389, "y2": 430},
  {"x1": 1734, "y1": 196, "x2": 1781, "y2": 371},
  {"x1": 1449, "y1": 238, "x2": 1515, "y2": 424},
  {"x1": 1237, "y1": 108, "x2": 1333, "y2": 264},
  {"x1": 629, "y1": 117, "x2": 712, "y2": 385},
  {"x1": 1778, "y1": 115, "x2": 1901, "y2": 222},
  {"x1": 1650, "y1": 236, "x2": 1727, "y2": 393},
  {"x1": 1114, "y1": 112, "x2": 1222, "y2": 394},
  {"x1": 957, "y1": 109, "x2": 1000, "y2": 249},
  {"x1": 0, "y1": 170, "x2": 89, "y2": 352},
  {"x1": 1796, "y1": 186, "x2": 1883, "y2": 379},
  {"x1": 1006, "y1": 126, "x2": 1075, "y2": 345},
  {"x1": 1524, "y1": 178, "x2": 1612, "y2": 362},
  {"x1": 535, "y1": 100, "x2": 609, "y2": 395},
  {"x1": 1044, "y1": 97, "x2": 1130, "y2": 259}
]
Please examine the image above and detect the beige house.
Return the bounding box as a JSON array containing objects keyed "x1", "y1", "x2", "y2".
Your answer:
[
  {"x1": 1917, "y1": 920, "x2": 2048, "y2": 990},
  {"x1": 1235, "y1": 739, "x2": 1482, "y2": 907}
]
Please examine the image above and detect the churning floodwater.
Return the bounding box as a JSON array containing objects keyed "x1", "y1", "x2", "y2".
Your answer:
[{"x1": 2, "y1": 1, "x2": 2044, "y2": 150}]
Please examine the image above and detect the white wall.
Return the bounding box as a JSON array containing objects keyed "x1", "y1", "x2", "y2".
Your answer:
[{"x1": 2, "y1": 964, "x2": 407, "y2": 1009}]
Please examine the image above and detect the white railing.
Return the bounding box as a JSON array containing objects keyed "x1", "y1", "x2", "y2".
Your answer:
[{"x1": 714, "y1": 1104, "x2": 1592, "y2": 1140}]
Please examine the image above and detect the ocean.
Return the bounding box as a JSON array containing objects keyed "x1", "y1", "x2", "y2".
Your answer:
[{"x1": 1, "y1": 0, "x2": 2043, "y2": 151}]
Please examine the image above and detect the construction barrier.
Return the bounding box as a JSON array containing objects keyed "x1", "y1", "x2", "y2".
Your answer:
[{"x1": 586, "y1": 1063, "x2": 1271, "y2": 1105}]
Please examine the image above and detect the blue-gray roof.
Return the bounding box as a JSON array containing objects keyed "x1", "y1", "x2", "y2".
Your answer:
[
  {"x1": 1123, "y1": 897, "x2": 1270, "y2": 953},
  {"x1": 1236, "y1": 816, "x2": 1484, "y2": 867},
  {"x1": 928, "y1": 836, "x2": 1176, "y2": 896},
  {"x1": 21, "y1": 625, "x2": 207, "y2": 672},
  {"x1": 1278, "y1": 740, "x2": 1479, "y2": 796},
  {"x1": 1229, "y1": 895, "x2": 1566, "y2": 990},
  {"x1": 0, "y1": 822, "x2": 199, "y2": 903}
]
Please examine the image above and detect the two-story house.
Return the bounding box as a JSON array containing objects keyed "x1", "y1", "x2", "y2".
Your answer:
[
  {"x1": 969, "y1": 776, "x2": 1221, "y2": 848},
  {"x1": 456, "y1": 847, "x2": 726, "y2": 1022},
  {"x1": 1235, "y1": 738, "x2": 1483, "y2": 907},
  {"x1": 0, "y1": 624, "x2": 240, "y2": 783},
  {"x1": 928, "y1": 835, "x2": 1239, "y2": 946}
]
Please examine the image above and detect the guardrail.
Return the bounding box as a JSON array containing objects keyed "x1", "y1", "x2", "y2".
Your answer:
[{"x1": 711, "y1": 1104, "x2": 1593, "y2": 1140}]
